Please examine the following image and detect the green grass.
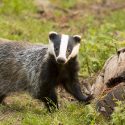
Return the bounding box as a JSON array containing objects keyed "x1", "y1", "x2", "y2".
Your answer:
[
  {"x1": 0, "y1": 0, "x2": 125, "y2": 124},
  {"x1": 0, "y1": 94, "x2": 106, "y2": 125}
]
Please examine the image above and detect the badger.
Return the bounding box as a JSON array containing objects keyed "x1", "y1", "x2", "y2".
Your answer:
[{"x1": 0, "y1": 32, "x2": 91, "y2": 111}]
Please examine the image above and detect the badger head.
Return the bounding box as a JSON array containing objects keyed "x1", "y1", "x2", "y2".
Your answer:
[{"x1": 48, "y1": 31, "x2": 81, "y2": 64}]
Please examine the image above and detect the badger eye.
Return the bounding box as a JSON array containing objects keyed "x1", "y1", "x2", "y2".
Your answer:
[
  {"x1": 67, "y1": 48, "x2": 71, "y2": 53},
  {"x1": 55, "y1": 47, "x2": 58, "y2": 51}
]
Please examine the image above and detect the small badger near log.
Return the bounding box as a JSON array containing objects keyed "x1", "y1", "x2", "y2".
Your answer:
[
  {"x1": 91, "y1": 47, "x2": 125, "y2": 117},
  {"x1": 0, "y1": 32, "x2": 91, "y2": 111}
]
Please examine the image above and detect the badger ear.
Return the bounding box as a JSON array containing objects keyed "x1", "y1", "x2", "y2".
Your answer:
[
  {"x1": 49, "y1": 31, "x2": 58, "y2": 40},
  {"x1": 73, "y1": 35, "x2": 81, "y2": 43}
]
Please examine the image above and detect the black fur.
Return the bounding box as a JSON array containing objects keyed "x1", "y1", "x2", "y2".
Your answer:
[
  {"x1": 106, "y1": 71, "x2": 125, "y2": 88},
  {"x1": 36, "y1": 54, "x2": 90, "y2": 111}
]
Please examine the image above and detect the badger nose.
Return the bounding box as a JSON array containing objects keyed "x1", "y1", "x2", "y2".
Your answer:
[{"x1": 57, "y1": 57, "x2": 66, "y2": 64}]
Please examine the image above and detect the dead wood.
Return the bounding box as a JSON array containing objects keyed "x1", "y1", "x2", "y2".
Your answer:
[{"x1": 92, "y1": 47, "x2": 125, "y2": 117}]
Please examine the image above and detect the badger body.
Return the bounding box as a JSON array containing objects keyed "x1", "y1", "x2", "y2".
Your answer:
[
  {"x1": 0, "y1": 32, "x2": 91, "y2": 111},
  {"x1": 0, "y1": 42, "x2": 47, "y2": 96}
]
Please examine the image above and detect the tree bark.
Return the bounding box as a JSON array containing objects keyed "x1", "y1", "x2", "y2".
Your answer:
[{"x1": 92, "y1": 48, "x2": 125, "y2": 117}]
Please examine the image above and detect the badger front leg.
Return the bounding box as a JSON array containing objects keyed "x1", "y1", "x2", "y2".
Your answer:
[
  {"x1": 44, "y1": 88, "x2": 58, "y2": 112},
  {"x1": 37, "y1": 87, "x2": 58, "y2": 112},
  {"x1": 63, "y1": 80, "x2": 92, "y2": 103},
  {"x1": 0, "y1": 94, "x2": 6, "y2": 103}
]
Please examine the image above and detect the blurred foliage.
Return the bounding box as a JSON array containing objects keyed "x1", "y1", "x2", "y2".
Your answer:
[
  {"x1": 111, "y1": 101, "x2": 125, "y2": 125},
  {"x1": 0, "y1": 0, "x2": 36, "y2": 15}
]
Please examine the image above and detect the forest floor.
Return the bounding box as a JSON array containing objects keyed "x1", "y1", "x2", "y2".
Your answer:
[{"x1": 0, "y1": 0, "x2": 125, "y2": 124}]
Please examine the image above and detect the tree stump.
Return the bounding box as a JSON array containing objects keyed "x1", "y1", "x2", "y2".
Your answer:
[{"x1": 91, "y1": 48, "x2": 125, "y2": 117}]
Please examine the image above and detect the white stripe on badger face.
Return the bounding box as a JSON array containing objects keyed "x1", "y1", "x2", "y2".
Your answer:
[
  {"x1": 48, "y1": 39, "x2": 56, "y2": 57},
  {"x1": 67, "y1": 43, "x2": 80, "y2": 62},
  {"x1": 58, "y1": 34, "x2": 69, "y2": 60}
]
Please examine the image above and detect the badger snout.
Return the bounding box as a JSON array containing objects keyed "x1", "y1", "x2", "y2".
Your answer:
[{"x1": 57, "y1": 57, "x2": 66, "y2": 64}]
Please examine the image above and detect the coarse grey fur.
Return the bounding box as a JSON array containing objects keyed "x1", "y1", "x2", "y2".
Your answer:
[
  {"x1": 0, "y1": 42, "x2": 46, "y2": 96},
  {"x1": 0, "y1": 37, "x2": 91, "y2": 111}
]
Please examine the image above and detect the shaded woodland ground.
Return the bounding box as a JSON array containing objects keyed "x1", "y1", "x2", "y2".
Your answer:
[{"x1": 0, "y1": 0, "x2": 125, "y2": 124}]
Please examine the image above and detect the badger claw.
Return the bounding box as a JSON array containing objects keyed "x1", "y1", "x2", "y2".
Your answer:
[{"x1": 84, "y1": 94, "x2": 94, "y2": 104}]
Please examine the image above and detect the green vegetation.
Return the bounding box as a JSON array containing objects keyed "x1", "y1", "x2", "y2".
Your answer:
[
  {"x1": 0, "y1": 0, "x2": 125, "y2": 124},
  {"x1": 0, "y1": 94, "x2": 106, "y2": 125}
]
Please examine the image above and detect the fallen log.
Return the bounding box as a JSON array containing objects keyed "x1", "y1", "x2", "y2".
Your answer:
[
  {"x1": 96, "y1": 84, "x2": 125, "y2": 117},
  {"x1": 92, "y1": 48, "x2": 125, "y2": 117}
]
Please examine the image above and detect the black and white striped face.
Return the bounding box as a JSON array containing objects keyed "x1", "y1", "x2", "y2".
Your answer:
[{"x1": 48, "y1": 31, "x2": 81, "y2": 64}]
